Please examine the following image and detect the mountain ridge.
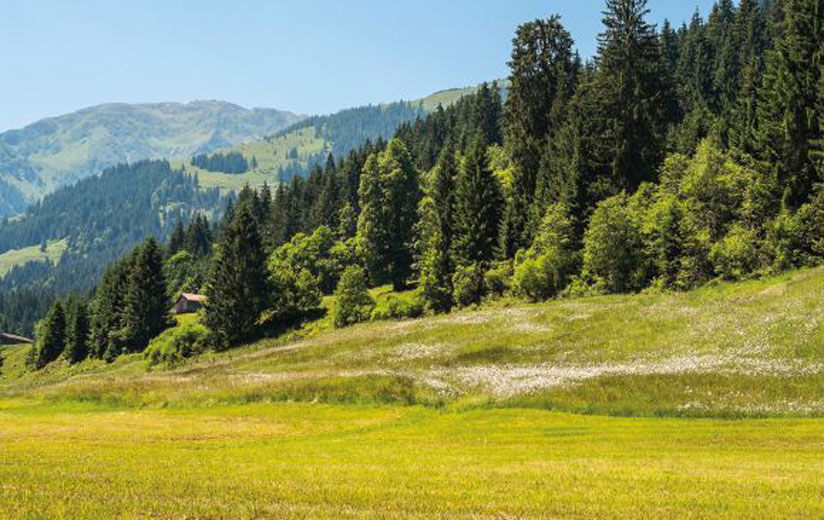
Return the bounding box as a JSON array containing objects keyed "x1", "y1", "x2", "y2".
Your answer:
[{"x1": 0, "y1": 100, "x2": 305, "y2": 216}]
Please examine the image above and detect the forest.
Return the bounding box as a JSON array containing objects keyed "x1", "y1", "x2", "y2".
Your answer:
[
  {"x1": 0, "y1": 161, "x2": 225, "y2": 335},
  {"x1": 23, "y1": 0, "x2": 824, "y2": 368},
  {"x1": 191, "y1": 151, "x2": 255, "y2": 174}
]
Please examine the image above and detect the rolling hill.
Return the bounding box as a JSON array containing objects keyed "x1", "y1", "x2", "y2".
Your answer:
[
  {"x1": 0, "y1": 100, "x2": 304, "y2": 216},
  {"x1": 0, "y1": 267, "x2": 822, "y2": 518},
  {"x1": 181, "y1": 84, "x2": 491, "y2": 191}
]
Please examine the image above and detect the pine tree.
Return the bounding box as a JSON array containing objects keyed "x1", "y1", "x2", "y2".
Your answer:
[
  {"x1": 419, "y1": 140, "x2": 459, "y2": 312},
  {"x1": 593, "y1": 0, "x2": 674, "y2": 191},
  {"x1": 34, "y1": 301, "x2": 66, "y2": 369},
  {"x1": 452, "y1": 135, "x2": 504, "y2": 266},
  {"x1": 356, "y1": 139, "x2": 421, "y2": 290},
  {"x1": 756, "y1": 0, "x2": 824, "y2": 206},
  {"x1": 168, "y1": 218, "x2": 186, "y2": 256},
  {"x1": 64, "y1": 299, "x2": 90, "y2": 364},
  {"x1": 203, "y1": 200, "x2": 268, "y2": 350},
  {"x1": 502, "y1": 15, "x2": 577, "y2": 252},
  {"x1": 122, "y1": 238, "x2": 170, "y2": 352}
]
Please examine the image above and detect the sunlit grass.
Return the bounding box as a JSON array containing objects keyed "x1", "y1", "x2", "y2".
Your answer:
[
  {"x1": 0, "y1": 238, "x2": 67, "y2": 278},
  {"x1": 0, "y1": 400, "x2": 821, "y2": 519}
]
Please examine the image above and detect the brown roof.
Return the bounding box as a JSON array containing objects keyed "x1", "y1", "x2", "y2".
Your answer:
[{"x1": 180, "y1": 293, "x2": 207, "y2": 303}]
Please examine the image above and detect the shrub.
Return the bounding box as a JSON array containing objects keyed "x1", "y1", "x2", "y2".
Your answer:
[
  {"x1": 334, "y1": 266, "x2": 375, "y2": 328},
  {"x1": 484, "y1": 262, "x2": 512, "y2": 298},
  {"x1": 709, "y1": 224, "x2": 760, "y2": 280},
  {"x1": 143, "y1": 322, "x2": 211, "y2": 368},
  {"x1": 452, "y1": 263, "x2": 485, "y2": 308},
  {"x1": 513, "y1": 204, "x2": 578, "y2": 301},
  {"x1": 582, "y1": 194, "x2": 646, "y2": 293},
  {"x1": 513, "y1": 251, "x2": 573, "y2": 302},
  {"x1": 385, "y1": 293, "x2": 424, "y2": 319}
]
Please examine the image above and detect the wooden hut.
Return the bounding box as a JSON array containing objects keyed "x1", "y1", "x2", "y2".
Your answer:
[{"x1": 170, "y1": 293, "x2": 207, "y2": 315}]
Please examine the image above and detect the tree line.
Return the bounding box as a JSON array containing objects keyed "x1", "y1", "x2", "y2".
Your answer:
[
  {"x1": 25, "y1": 0, "x2": 824, "y2": 367},
  {"x1": 191, "y1": 151, "x2": 255, "y2": 174}
]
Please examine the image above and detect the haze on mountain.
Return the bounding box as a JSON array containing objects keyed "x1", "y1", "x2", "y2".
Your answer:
[{"x1": 0, "y1": 100, "x2": 303, "y2": 215}]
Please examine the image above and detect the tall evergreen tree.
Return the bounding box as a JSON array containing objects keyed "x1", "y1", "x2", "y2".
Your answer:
[
  {"x1": 729, "y1": 0, "x2": 768, "y2": 154},
  {"x1": 356, "y1": 139, "x2": 420, "y2": 290},
  {"x1": 592, "y1": 0, "x2": 674, "y2": 191},
  {"x1": 34, "y1": 301, "x2": 66, "y2": 369},
  {"x1": 756, "y1": 0, "x2": 824, "y2": 206},
  {"x1": 64, "y1": 299, "x2": 90, "y2": 364},
  {"x1": 502, "y1": 15, "x2": 577, "y2": 253},
  {"x1": 419, "y1": 140, "x2": 459, "y2": 312},
  {"x1": 203, "y1": 200, "x2": 268, "y2": 350},
  {"x1": 453, "y1": 135, "x2": 504, "y2": 265},
  {"x1": 167, "y1": 219, "x2": 186, "y2": 256},
  {"x1": 121, "y1": 238, "x2": 169, "y2": 353}
]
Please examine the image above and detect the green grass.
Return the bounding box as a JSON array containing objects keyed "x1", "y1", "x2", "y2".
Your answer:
[
  {"x1": 0, "y1": 401, "x2": 821, "y2": 519},
  {"x1": 0, "y1": 238, "x2": 67, "y2": 278},
  {"x1": 3, "y1": 267, "x2": 824, "y2": 416},
  {"x1": 2, "y1": 268, "x2": 824, "y2": 517}
]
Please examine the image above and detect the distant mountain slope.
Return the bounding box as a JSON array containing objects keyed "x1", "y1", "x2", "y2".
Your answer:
[
  {"x1": 185, "y1": 84, "x2": 495, "y2": 189},
  {"x1": 0, "y1": 100, "x2": 304, "y2": 216}
]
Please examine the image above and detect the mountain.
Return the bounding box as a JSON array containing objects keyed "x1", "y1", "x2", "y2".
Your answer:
[
  {"x1": 184, "y1": 83, "x2": 497, "y2": 189},
  {"x1": 0, "y1": 84, "x2": 488, "y2": 319},
  {"x1": 0, "y1": 100, "x2": 304, "y2": 216}
]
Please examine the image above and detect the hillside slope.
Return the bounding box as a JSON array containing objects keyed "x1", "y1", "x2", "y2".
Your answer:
[
  {"x1": 0, "y1": 100, "x2": 303, "y2": 215},
  {"x1": 3, "y1": 266, "x2": 823, "y2": 418},
  {"x1": 183, "y1": 84, "x2": 495, "y2": 190}
]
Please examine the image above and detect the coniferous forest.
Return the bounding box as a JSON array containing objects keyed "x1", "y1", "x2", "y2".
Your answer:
[{"x1": 21, "y1": 0, "x2": 824, "y2": 368}]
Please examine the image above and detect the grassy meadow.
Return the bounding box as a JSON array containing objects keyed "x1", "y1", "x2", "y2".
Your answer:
[
  {"x1": 0, "y1": 238, "x2": 67, "y2": 278},
  {"x1": 2, "y1": 267, "x2": 824, "y2": 517}
]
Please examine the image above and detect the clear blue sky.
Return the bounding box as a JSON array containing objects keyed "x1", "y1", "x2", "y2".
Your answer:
[{"x1": 1, "y1": 0, "x2": 715, "y2": 132}]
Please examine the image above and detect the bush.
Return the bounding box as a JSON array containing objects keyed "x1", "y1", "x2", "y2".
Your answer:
[
  {"x1": 582, "y1": 193, "x2": 647, "y2": 293},
  {"x1": 143, "y1": 322, "x2": 211, "y2": 368},
  {"x1": 513, "y1": 251, "x2": 573, "y2": 302},
  {"x1": 709, "y1": 224, "x2": 760, "y2": 280},
  {"x1": 384, "y1": 293, "x2": 424, "y2": 319},
  {"x1": 452, "y1": 263, "x2": 485, "y2": 307},
  {"x1": 484, "y1": 262, "x2": 512, "y2": 298},
  {"x1": 334, "y1": 266, "x2": 375, "y2": 328}
]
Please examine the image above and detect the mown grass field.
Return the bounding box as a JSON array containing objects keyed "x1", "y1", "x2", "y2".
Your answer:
[
  {"x1": 1, "y1": 268, "x2": 824, "y2": 518},
  {"x1": 1, "y1": 400, "x2": 822, "y2": 519}
]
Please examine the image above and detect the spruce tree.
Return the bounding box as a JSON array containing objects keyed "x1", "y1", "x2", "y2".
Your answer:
[
  {"x1": 34, "y1": 301, "x2": 67, "y2": 369},
  {"x1": 122, "y1": 238, "x2": 170, "y2": 352},
  {"x1": 356, "y1": 153, "x2": 388, "y2": 283},
  {"x1": 756, "y1": 0, "x2": 824, "y2": 206},
  {"x1": 452, "y1": 135, "x2": 504, "y2": 266},
  {"x1": 356, "y1": 139, "x2": 420, "y2": 290},
  {"x1": 89, "y1": 251, "x2": 135, "y2": 360},
  {"x1": 729, "y1": 0, "x2": 767, "y2": 154},
  {"x1": 502, "y1": 15, "x2": 577, "y2": 252},
  {"x1": 203, "y1": 200, "x2": 269, "y2": 350},
  {"x1": 380, "y1": 139, "x2": 420, "y2": 290},
  {"x1": 168, "y1": 219, "x2": 186, "y2": 256},
  {"x1": 64, "y1": 299, "x2": 90, "y2": 364},
  {"x1": 419, "y1": 140, "x2": 458, "y2": 312},
  {"x1": 593, "y1": 0, "x2": 674, "y2": 191}
]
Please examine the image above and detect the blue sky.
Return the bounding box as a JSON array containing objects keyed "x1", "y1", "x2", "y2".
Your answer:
[{"x1": 1, "y1": 0, "x2": 715, "y2": 131}]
